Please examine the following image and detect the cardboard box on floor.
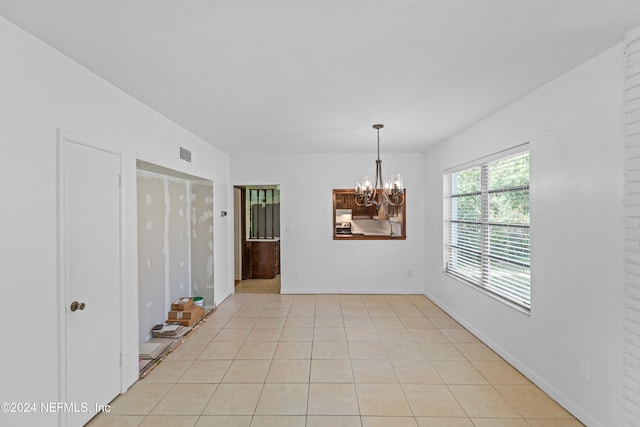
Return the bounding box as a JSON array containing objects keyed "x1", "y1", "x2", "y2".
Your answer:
[
  {"x1": 168, "y1": 304, "x2": 204, "y2": 320},
  {"x1": 171, "y1": 297, "x2": 193, "y2": 311},
  {"x1": 167, "y1": 305, "x2": 205, "y2": 326}
]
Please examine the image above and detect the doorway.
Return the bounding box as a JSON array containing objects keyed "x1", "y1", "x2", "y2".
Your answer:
[{"x1": 234, "y1": 185, "x2": 281, "y2": 293}]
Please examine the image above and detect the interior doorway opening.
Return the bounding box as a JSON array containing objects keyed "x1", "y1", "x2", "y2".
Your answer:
[{"x1": 234, "y1": 185, "x2": 281, "y2": 293}]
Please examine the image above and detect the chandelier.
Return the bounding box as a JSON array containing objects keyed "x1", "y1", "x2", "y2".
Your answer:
[{"x1": 355, "y1": 124, "x2": 405, "y2": 208}]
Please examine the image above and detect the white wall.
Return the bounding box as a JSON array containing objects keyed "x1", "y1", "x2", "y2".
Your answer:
[
  {"x1": 423, "y1": 44, "x2": 624, "y2": 426},
  {"x1": 0, "y1": 16, "x2": 233, "y2": 426},
  {"x1": 231, "y1": 152, "x2": 425, "y2": 294}
]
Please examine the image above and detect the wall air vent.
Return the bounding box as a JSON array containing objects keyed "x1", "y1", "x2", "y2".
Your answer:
[{"x1": 179, "y1": 146, "x2": 192, "y2": 163}]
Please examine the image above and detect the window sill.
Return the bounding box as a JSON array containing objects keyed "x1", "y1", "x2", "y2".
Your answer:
[{"x1": 333, "y1": 234, "x2": 407, "y2": 240}]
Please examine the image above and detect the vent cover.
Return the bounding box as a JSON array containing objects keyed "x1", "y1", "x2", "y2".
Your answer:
[{"x1": 179, "y1": 147, "x2": 192, "y2": 163}]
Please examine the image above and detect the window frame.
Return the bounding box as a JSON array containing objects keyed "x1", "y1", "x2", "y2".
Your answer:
[{"x1": 443, "y1": 144, "x2": 531, "y2": 312}]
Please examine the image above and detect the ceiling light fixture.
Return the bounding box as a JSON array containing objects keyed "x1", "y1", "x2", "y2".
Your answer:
[{"x1": 355, "y1": 124, "x2": 405, "y2": 208}]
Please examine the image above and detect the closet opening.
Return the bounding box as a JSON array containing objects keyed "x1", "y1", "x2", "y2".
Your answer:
[{"x1": 136, "y1": 160, "x2": 214, "y2": 371}]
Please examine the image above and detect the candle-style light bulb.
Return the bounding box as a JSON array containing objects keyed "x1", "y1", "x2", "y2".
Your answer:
[
  {"x1": 392, "y1": 174, "x2": 403, "y2": 190},
  {"x1": 363, "y1": 176, "x2": 371, "y2": 190}
]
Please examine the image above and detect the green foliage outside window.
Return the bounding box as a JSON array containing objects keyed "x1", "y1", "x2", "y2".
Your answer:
[{"x1": 446, "y1": 151, "x2": 530, "y2": 309}]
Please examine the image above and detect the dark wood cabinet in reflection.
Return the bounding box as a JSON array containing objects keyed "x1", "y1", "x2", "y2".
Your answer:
[
  {"x1": 333, "y1": 190, "x2": 375, "y2": 218},
  {"x1": 246, "y1": 239, "x2": 280, "y2": 279},
  {"x1": 334, "y1": 192, "x2": 352, "y2": 209}
]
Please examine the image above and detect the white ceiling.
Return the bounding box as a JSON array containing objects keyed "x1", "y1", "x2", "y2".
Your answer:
[{"x1": 2, "y1": 1, "x2": 640, "y2": 154}]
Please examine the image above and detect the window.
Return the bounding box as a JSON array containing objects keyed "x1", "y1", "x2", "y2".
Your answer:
[
  {"x1": 247, "y1": 186, "x2": 280, "y2": 239},
  {"x1": 444, "y1": 149, "x2": 530, "y2": 310}
]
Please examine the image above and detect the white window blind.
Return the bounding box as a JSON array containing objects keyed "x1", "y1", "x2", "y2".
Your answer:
[{"x1": 444, "y1": 150, "x2": 530, "y2": 310}]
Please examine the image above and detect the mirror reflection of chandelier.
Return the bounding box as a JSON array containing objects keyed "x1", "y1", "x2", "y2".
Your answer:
[{"x1": 355, "y1": 124, "x2": 405, "y2": 208}]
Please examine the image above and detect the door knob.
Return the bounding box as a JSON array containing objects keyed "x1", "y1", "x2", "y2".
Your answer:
[{"x1": 70, "y1": 301, "x2": 86, "y2": 312}]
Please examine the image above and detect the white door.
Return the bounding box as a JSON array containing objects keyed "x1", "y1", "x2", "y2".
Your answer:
[{"x1": 60, "y1": 136, "x2": 121, "y2": 426}]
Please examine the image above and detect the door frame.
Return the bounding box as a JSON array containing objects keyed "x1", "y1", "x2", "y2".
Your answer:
[
  {"x1": 234, "y1": 185, "x2": 283, "y2": 283},
  {"x1": 233, "y1": 186, "x2": 249, "y2": 281},
  {"x1": 57, "y1": 129, "x2": 123, "y2": 426},
  {"x1": 239, "y1": 187, "x2": 248, "y2": 280}
]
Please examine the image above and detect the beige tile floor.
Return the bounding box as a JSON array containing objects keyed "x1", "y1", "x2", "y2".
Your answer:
[
  {"x1": 235, "y1": 276, "x2": 281, "y2": 294},
  {"x1": 89, "y1": 294, "x2": 584, "y2": 427}
]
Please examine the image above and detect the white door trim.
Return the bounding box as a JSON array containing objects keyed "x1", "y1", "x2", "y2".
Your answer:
[{"x1": 57, "y1": 129, "x2": 123, "y2": 426}]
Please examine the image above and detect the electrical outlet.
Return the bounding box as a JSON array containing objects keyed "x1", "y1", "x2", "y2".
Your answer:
[
  {"x1": 580, "y1": 360, "x2": 591, "y2": 382},
  {"x1": 294, "y1": 272, "x2": 300, "y2": 279},
  {"x1": 407, "y1": 269, "x2": 413, "y2": 278}
]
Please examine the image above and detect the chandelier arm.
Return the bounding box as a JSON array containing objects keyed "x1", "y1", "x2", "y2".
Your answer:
[
  {"x1": 380, "y1": 191, "x2": 388, "y2": 206},
  {"x1": 385, "y1": 194, "x2": 399, "y2": 206}
]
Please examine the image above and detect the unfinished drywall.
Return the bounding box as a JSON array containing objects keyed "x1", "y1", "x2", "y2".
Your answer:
[
  {"x1": 137, "y1": 173, "x2": 167, "y2": 344},
  {"x1": 137, "y1": 169, "x2": 214, "y2": 342},
  {"x1": 191, "y1": 182, "x2": 215, "y2": 307},
  {"x1": 168, "y1": 179, "x2": 190, "y2": 305}
]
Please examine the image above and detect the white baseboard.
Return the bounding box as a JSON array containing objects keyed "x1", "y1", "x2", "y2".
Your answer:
[
  {"x1": 280, "y1": 287, "x2": 422, "y2": 295},
  {"x1": 424, "y1": 291, "x2": 601, "y2": 427}
]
